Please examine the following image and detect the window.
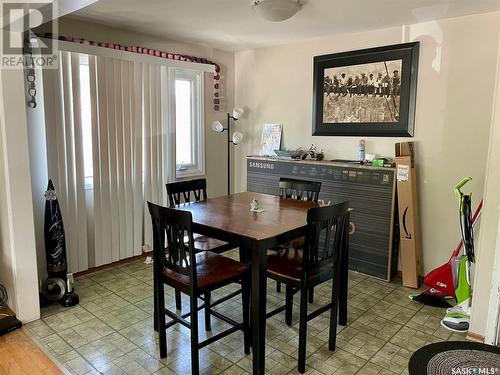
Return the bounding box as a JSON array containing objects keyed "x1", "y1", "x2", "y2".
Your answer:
[
  {"x1": 174, "y1": 69, "x2": 205, "y2": 178},
  {"x1": 76, "y1": 58, "x2": 206, "y2": 186}
]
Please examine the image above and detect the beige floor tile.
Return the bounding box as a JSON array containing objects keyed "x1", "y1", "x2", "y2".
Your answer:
[
  {"x1": 56, "y1": 350, "x2": 94, "y2": 375},
  {"x1": 40, "y1": 333, "x2": 73, "y2": 356},
  {"x1": 369, "y1": 343, "x2": 411, "y2": 374},
  {"x1": 23, "y1": 319, "x2": 55, "y2": 339},
  {"x1": 349, "y1": 312, "x2": 403, "y2": 341},
  {"x1": 367, "y1": 300, "x2": 417, "y2": 325},
  {"x1": 42, "y1": 306, "x2": 95, "y2": 332},
  {"x1": 25, "y1": 254, "x2": 471, "y2": 375}
]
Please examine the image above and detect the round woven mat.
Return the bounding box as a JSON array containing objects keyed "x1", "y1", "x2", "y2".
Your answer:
[{"x1": 408, "y1": 341, "x2": 500, "y2": 375}]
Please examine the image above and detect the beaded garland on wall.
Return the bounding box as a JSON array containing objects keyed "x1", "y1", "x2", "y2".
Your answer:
[{"x1": 38, "y1": 33, "x2": 223, "y2": 111}]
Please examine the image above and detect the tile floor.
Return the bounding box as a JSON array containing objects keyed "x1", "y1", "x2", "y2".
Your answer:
[{"x1": 24, "y1": 250, "x2": 468, "y2": 375}]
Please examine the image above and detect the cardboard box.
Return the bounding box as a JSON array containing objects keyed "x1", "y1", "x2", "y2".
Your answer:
[{"x1": 395, "y1": 142, "x2": 422, "y2": 288}]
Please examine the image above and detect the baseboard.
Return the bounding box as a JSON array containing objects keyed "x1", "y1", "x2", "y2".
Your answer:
[
  {"x1": 74, "y1": 251, "x2": 152, "y2": 277},
  {"x1": 466, "y1": 331, "x2": 485, "y2": 343}
]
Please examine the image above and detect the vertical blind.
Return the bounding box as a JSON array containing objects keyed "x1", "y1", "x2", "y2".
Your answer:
[
  {"x1": 43, "y1": 51, "x2": 175, "y2": 272},
  {"x1": 43, "y1": 51, "x2": 89, "y2": 273}
]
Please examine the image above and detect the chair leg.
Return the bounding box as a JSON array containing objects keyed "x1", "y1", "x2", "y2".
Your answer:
[
  {"x1": 204, "y1": 292, "x2": 211, "y2": 331},
  {"x1": 190, "y1": 294, "x2": 200, "y2": 375},
  {"x1": 153, "y1": 273, "x2": 158, "y2": 332},
  {"x1": 298, "y1": 286, "x2": 308, "y2": 374},
  {"x1": 242, "y1": 276, "x2": 251, "y2": 355},
  {"x1": 308, "y1": 287, "x2": 314, "y2": 304},
  {"x1": 285, "y1": 285, "x2": 293, "y2": 327},
  {"x1": 175, "y1": 289, "x2": 182, "y2": 310},
  {"x1": 276, "y1": 281, "x2": 282, "y2": 293},
  {"x1": 157, "y1": 281, "x2": 167, "y2": 358},
  {"x1": 329, "y1": 278, "x2": 341, "y2": 351}
]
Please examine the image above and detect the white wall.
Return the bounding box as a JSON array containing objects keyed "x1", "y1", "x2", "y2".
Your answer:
[
  {"x1": 0, "y1": 78, "x2": 16, "y2": 311},
  {"x1": 0, "y1": 65, "x2": 40, "y2": 322},
  {"x1": 26, "y1": 63, "x2": 49, "y2": 281},
  {"x1": 470, "y1": 28, "x2": 500, "y2": 339},
  {"x1": 234, "y1": 12, "x2": 500, "y2": 278}
]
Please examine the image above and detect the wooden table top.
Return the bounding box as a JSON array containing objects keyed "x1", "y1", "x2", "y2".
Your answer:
[{"x1": 176, "y1": 192, "x2": 318, "y2": 241}]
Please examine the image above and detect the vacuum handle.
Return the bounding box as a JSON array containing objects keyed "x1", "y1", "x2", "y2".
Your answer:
[
  {"x1": 451, "y1": 199, "x2": 483, "y2": 258},
  {"x1": 454, "y1": 177, "x2": 472, "y2": 201}
]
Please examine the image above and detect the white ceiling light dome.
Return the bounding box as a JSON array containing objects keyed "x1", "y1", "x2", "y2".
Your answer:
[{"x1": 252, "y1": 0, "x2": 302, "y2": 22}]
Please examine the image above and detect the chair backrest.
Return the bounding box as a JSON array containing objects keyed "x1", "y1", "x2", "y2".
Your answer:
[
  {"x1": 302, "y1": 201, "x2": 350, "y2": 277},
  {"x1": 166, "y1": 178, "x2": 208, "y2": 207},
  {"x1": 278, "y1": 178, "x2": 322, "y2": 203},
  {"x1": 147, "y1": 201, "x2": 197, "y2": 284}
]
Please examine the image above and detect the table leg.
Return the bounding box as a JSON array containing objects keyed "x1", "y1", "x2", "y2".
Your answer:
[{"x1": 250, "y1": 243, "x2": 267, "y2": 375}]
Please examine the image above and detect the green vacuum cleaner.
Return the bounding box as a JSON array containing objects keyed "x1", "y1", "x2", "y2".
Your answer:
[{"x1": 440, "y1": 177, "x2": 476, "y2": 332}]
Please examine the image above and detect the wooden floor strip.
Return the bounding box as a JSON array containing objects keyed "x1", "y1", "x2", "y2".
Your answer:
[{"x1": 0, "y1": 329, "x2": 62, "y2": 375}]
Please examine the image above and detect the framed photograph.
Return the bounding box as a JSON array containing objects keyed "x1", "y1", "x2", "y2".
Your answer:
[
  {"x1": 259, "y1": 124, "x2": 282, "y2": 156},
  {"x1": 312, "y1": 42, "x2": 419, "y2": 137}
]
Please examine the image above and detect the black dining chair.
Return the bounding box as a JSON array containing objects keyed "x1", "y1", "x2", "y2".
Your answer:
[
  {"x1": 274, "y1": 178, "x2": 322, "y2": 298},
  {"x1": 148, "y1": 202, "x2": 250, "y2": 375},
  {"x1": 166, "y1": 179, "x2": 236, "y2": 253},
  {"x1": 266, "y1": 202, "x2": 350, "y2": 373},
  {"x1": 278, "y1": 177, "x2": 322, "y2": 203},
  {"x1": 165, "y1": 178, "x2": 237, "y2": 310}
]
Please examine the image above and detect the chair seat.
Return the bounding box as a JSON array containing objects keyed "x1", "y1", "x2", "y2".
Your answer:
[
  {"x1": 163, "y1": 251, "x2": 249, "y2": 293},
  {"x1": 193, "y1": 234, "x2": 232, "y2": 253},
  {"x1": 267, "y1": 247, "x2": 332, "y2": 285}
]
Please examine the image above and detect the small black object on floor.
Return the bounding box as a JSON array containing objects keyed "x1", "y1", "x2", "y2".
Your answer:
[
  {"x1": 0, "y1": 312, "x2": 22, "y2": 336},
  {"x1": 409, "y1": 341, "x2": 500, "y2": 375},
  {"x1": 410, "y1": 292, "x2": 452, "y2": 308}
]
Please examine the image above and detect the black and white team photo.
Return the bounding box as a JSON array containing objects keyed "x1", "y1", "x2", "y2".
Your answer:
[{"x1": 323, "y1": 59, "x2": 402, "y2": 124}]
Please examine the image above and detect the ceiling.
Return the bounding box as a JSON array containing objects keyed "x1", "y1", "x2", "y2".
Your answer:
[{"x1": 69, "y1": 0, "x2": 500, "y2": 51}]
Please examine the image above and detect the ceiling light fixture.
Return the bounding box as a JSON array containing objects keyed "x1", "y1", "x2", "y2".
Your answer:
[{"x1": 252, "y1": 0, "x2": 302, "y2": 22}]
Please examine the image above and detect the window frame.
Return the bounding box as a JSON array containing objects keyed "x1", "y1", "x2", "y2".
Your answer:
[
  {"x1": 172, "y1": 68, "x2": 205, "y2": 179},
  {"x1": 77, "y1": 60, "x2": 208, "y2": 187}
]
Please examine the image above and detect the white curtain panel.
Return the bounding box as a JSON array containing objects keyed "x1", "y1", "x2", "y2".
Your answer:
[
  {"x1": 43, "y1": 51, "x2": 89, "y2": 273},
  {"x1": 44, "y1": 51, "x2": 174, "y2": 272}
]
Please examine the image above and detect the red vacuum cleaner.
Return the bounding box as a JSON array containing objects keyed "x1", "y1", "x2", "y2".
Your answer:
[{"x1": 410, "y1": 198, "x2": 483, "y2": 307}]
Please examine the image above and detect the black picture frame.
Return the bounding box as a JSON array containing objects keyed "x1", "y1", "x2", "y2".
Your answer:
[{"x1": 312, "y1": 42, "x2": 419, "y2": 137}]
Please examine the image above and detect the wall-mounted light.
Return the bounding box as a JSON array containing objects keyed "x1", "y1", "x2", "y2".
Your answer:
[{"x1": 211, "y1": 108, "x2": 245, "y2": 194}]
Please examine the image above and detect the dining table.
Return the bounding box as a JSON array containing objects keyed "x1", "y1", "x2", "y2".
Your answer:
[{"x1": 176, "y1": 191, "x2": 349, "y2": 375}]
